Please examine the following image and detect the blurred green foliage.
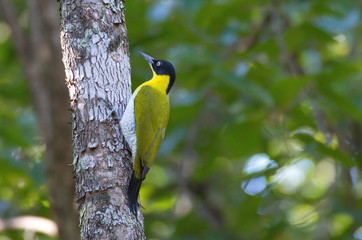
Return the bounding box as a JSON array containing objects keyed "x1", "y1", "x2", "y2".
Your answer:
[
  {"x1": 0, "y1": 19, "x2": 50, "y2": 240},
  {"x1": 1, "y1": 0, "x2": 362, "y2": 239}
]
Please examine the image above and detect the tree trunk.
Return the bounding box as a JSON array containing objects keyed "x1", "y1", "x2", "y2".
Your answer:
[
  {"x1": 0, "y1": 1, "x2": 80, "y2": 239},
  {"x1": 59, "y1": 1, "x2": 145, "y2": 239}
]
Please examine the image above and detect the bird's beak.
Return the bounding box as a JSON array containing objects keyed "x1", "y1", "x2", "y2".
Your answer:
[{"x1": 140, "y1": 52, "x2": 154, "y2": 65}]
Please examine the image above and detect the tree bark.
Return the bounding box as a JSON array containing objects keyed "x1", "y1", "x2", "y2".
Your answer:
[
  {"x1": 59, "y1": 0, "x2": 145, "y2": 239},
  {"x1": 0, "y1": 1, "x2": 80, "y2": 240}
]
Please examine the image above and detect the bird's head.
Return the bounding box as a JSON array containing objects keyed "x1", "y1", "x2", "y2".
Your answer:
[{"x1": 140, "y1": 52, "x2": 176, "y2": 94}]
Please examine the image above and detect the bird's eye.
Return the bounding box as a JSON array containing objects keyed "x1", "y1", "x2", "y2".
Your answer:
[{"x1": 156, "y1": 61, "x2": 161, "y2": 67}]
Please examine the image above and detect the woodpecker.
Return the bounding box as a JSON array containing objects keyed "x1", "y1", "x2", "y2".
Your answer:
[{"x1": 121, "y1": 52, "x2": 176, "y2": 215}]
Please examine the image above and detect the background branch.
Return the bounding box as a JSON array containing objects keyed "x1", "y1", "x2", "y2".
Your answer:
[{"x1": 0, "y1": 216, "x2": 58, "y2": 237}]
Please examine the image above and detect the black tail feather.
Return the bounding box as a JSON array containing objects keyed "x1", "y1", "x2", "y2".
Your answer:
[{"x1": 128, "y1": 172, "x2": 142, "y2": 215}]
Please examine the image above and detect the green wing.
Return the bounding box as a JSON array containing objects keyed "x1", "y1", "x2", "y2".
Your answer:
[{"x1": 133, "y1": 85, "x2": 170, "y2": 178}]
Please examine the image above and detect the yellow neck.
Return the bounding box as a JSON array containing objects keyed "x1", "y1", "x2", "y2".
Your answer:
[{"x1": 146, "y1": 75, "x2": 170, "y2": 94}]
